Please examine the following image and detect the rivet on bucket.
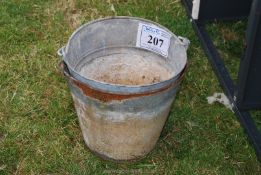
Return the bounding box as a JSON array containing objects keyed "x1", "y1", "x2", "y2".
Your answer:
[{"x1": 58, "y1": 16, "x2": 189, "y2": 161}]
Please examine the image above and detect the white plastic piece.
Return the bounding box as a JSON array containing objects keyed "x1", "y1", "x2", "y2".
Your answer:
[
  {"x1": 192, "y1": 0, "x2": 201, "y2": 20},
  {"x1": 207, "y1": 93, "x2": 233, "y2": 112}
]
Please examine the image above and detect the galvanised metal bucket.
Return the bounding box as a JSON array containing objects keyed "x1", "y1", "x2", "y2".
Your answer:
[{"x1": 58, "y1": 17, "x2": 189, "y2": 161}]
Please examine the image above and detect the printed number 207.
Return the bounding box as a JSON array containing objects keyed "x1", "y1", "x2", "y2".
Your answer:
[{"x1": 148, "y1": 35, "x2": 164, "y2": 47}]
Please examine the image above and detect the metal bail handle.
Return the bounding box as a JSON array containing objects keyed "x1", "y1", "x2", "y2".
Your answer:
[
  {"x1": 59, "y1": 60, "x2": 76, "y2": 82},
  {"x1": 178, "y1": 36, "x2": 190, "y2": 50},
  {"x1": 57, "y1": 46, "x2": 66, "y2": 58}
]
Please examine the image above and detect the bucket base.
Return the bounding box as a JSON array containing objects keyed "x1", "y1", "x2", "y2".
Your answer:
[{"x1": 86, "y1": 144, "x2": 149, "y2": 162}]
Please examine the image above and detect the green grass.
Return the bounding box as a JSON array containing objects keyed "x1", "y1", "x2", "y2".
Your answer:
[{"x1": 0, "y1": 0, "x2": 261, "y2": 174}]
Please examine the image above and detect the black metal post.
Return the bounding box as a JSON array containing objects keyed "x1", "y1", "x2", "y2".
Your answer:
[{"x1": 182, "y1": 0, "x2": 261, "y2": 161}]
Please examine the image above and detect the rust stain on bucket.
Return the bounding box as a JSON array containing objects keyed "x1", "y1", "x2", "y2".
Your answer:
[{"x1": 71, "y1": 78, "x2": 176, "y2": 102}]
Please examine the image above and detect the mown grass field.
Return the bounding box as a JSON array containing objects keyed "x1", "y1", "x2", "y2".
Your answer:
[{"x1": 1, "y1": 0, "x2": 261, "y2": 174}]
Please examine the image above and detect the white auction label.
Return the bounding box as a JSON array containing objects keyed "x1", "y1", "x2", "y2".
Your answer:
[{"x1": 136, "y1": 23, "x2": 171, "y2": 57}]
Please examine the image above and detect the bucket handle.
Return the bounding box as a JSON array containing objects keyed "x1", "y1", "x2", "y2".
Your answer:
[
  {"x1": 57, "y1": 46, "x2": 66, "y2": 58},
  {"x1": 59, "y1": 61, "x2": 72, "y2": 79},
  {"x1": 178, "y1": 36, "x2": 190, "y2": 51}
]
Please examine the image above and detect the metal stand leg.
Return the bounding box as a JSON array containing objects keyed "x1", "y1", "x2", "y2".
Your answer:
[{"x1": 182, "y1": 0, "x2": 261, "y2": 162}]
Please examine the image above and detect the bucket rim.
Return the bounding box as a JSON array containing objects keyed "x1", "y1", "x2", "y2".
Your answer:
[
  {"x1": 65, "y1": 16, "x2": 186, "y2": 54},
  {"x1": 60, "y1": 16, "x2": 188, "y2": 94}
]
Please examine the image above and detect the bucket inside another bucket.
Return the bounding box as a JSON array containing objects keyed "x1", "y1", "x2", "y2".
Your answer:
[
  {"x1": 61, "y1": 17, "x2": 188, "y2": 92},
  {"x1": 76, "y1": 47, "x2": 174, "y2": 86}
]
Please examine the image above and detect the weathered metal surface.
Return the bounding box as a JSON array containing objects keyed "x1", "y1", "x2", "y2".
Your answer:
[
  {"x1": 58, "y1": 17, "x2": 189, "y2": 161},
  {"x1": 68, "y1": 77, "x2": 178, "y2": 160}
]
